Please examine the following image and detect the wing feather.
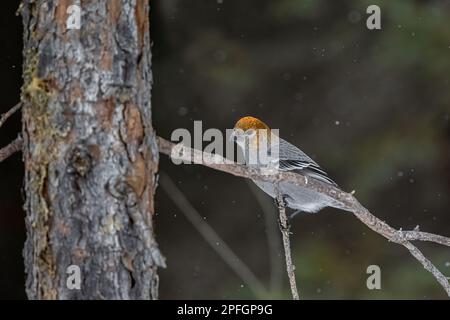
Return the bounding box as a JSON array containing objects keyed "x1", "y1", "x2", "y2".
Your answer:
[{"x1": 271, "y1": 138, "x2": 338, "y2": 186}]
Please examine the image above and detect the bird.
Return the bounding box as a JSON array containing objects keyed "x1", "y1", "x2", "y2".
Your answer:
[{"x1": 230, "y1": 116, "x2": 346, "y2": 218}]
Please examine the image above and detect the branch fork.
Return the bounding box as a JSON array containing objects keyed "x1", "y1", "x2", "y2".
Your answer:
[{"x1": 157, "y1": 136, "x2": 450, "y2": 298}]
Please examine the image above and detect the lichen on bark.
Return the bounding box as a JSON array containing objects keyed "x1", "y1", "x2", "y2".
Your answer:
[{"x1": 20, "y1": 0, "x2": 164, "y2": 300}]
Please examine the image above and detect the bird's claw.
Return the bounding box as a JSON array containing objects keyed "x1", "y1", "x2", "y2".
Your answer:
[{"x1": 274, "y1": 195, "x2": 289, "y2": 208}]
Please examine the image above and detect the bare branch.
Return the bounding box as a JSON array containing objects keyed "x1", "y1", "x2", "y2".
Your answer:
[
  {"x1": 247, "y1": 181, "x2": 283, "y2": 294},
  {"x1": 400, "y1": 230, "x2": 450, "y2": 247},
  {"x1": 159, "y1": 172, "x2": 269, "y2": 299},
  {"x1": 156, "y1": 136, "x2": 450, "y2": 297},
  {"x1": 0, "y1": 103, "x2": 23, "y2": 163},
  {"x1": 276, "y1": 190, "x2": 300, "y2": 300},
  {"x1": 0, "y1": 136, "x2": 23, "y2": 163},
  {"x1": 0, "y1": 103, "x2": 21, "y2": 129}
]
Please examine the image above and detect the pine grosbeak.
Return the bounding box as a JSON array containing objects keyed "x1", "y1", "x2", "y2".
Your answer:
[{"x1": 230, "y1": 116, "x2": 345, "y2": 217}]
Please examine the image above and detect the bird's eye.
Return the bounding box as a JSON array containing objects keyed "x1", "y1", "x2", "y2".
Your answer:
[{"x1": 246, "y1": 129, "x2": 256, "y2": 137}]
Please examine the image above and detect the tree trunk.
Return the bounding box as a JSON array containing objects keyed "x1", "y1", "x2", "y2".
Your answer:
[{"x1": 20, "y1": 0, "x2": 164, "y2": 300}]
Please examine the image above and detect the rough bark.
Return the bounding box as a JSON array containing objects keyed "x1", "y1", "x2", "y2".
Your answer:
[{"x1": 20, "y1": 0, "x2": 164, "y2": 300}]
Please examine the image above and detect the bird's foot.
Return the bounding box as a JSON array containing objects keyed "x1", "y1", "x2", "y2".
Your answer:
[{"x1": 274, "y1": 194, "x2": 289, "y2": 209}]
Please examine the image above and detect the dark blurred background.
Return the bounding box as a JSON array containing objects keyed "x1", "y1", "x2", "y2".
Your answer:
[{"x1": 0, "y1": 0, "x2": 449, "y2": 299}]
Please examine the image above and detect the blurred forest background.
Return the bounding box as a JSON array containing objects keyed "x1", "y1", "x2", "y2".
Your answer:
[{"x1": 0, "y1": 0, "x2": 449, "y2": 299}]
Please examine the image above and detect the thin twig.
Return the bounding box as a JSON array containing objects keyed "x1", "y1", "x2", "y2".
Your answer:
[
  {"x1": 0, "y1": 136, "x2": 23, "y2": 163},
  {"x1": 247, "y1": 181, "x2": 283, "y2": 294},
  {"x1": 156, "y1": 136, "x2": 450, "y2": 297},
  {"x1": 276, "y1": 190, "x2": 300, "y2": 300},
  {"x1": 400, "y1": 230, "x2": 450, "y2": 247},
  {"x1": 159, "y1": 172, "x2": 268, "y2": 299},
  {"x1": 0, "y1": 103, "x2": 21, "y2": 129}
]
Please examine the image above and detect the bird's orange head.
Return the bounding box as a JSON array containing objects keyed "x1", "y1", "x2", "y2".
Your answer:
[
  {"x1": 231, "y1": 116, "x2": 273, "y2": 150},
  {"x1": 233, "y1": 116, "x2": 270, "y2": 132}
]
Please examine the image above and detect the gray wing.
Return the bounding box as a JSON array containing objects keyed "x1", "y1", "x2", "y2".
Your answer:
[{"x1": 274, "y1": 138, "x2": 338, "y2": 186}]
